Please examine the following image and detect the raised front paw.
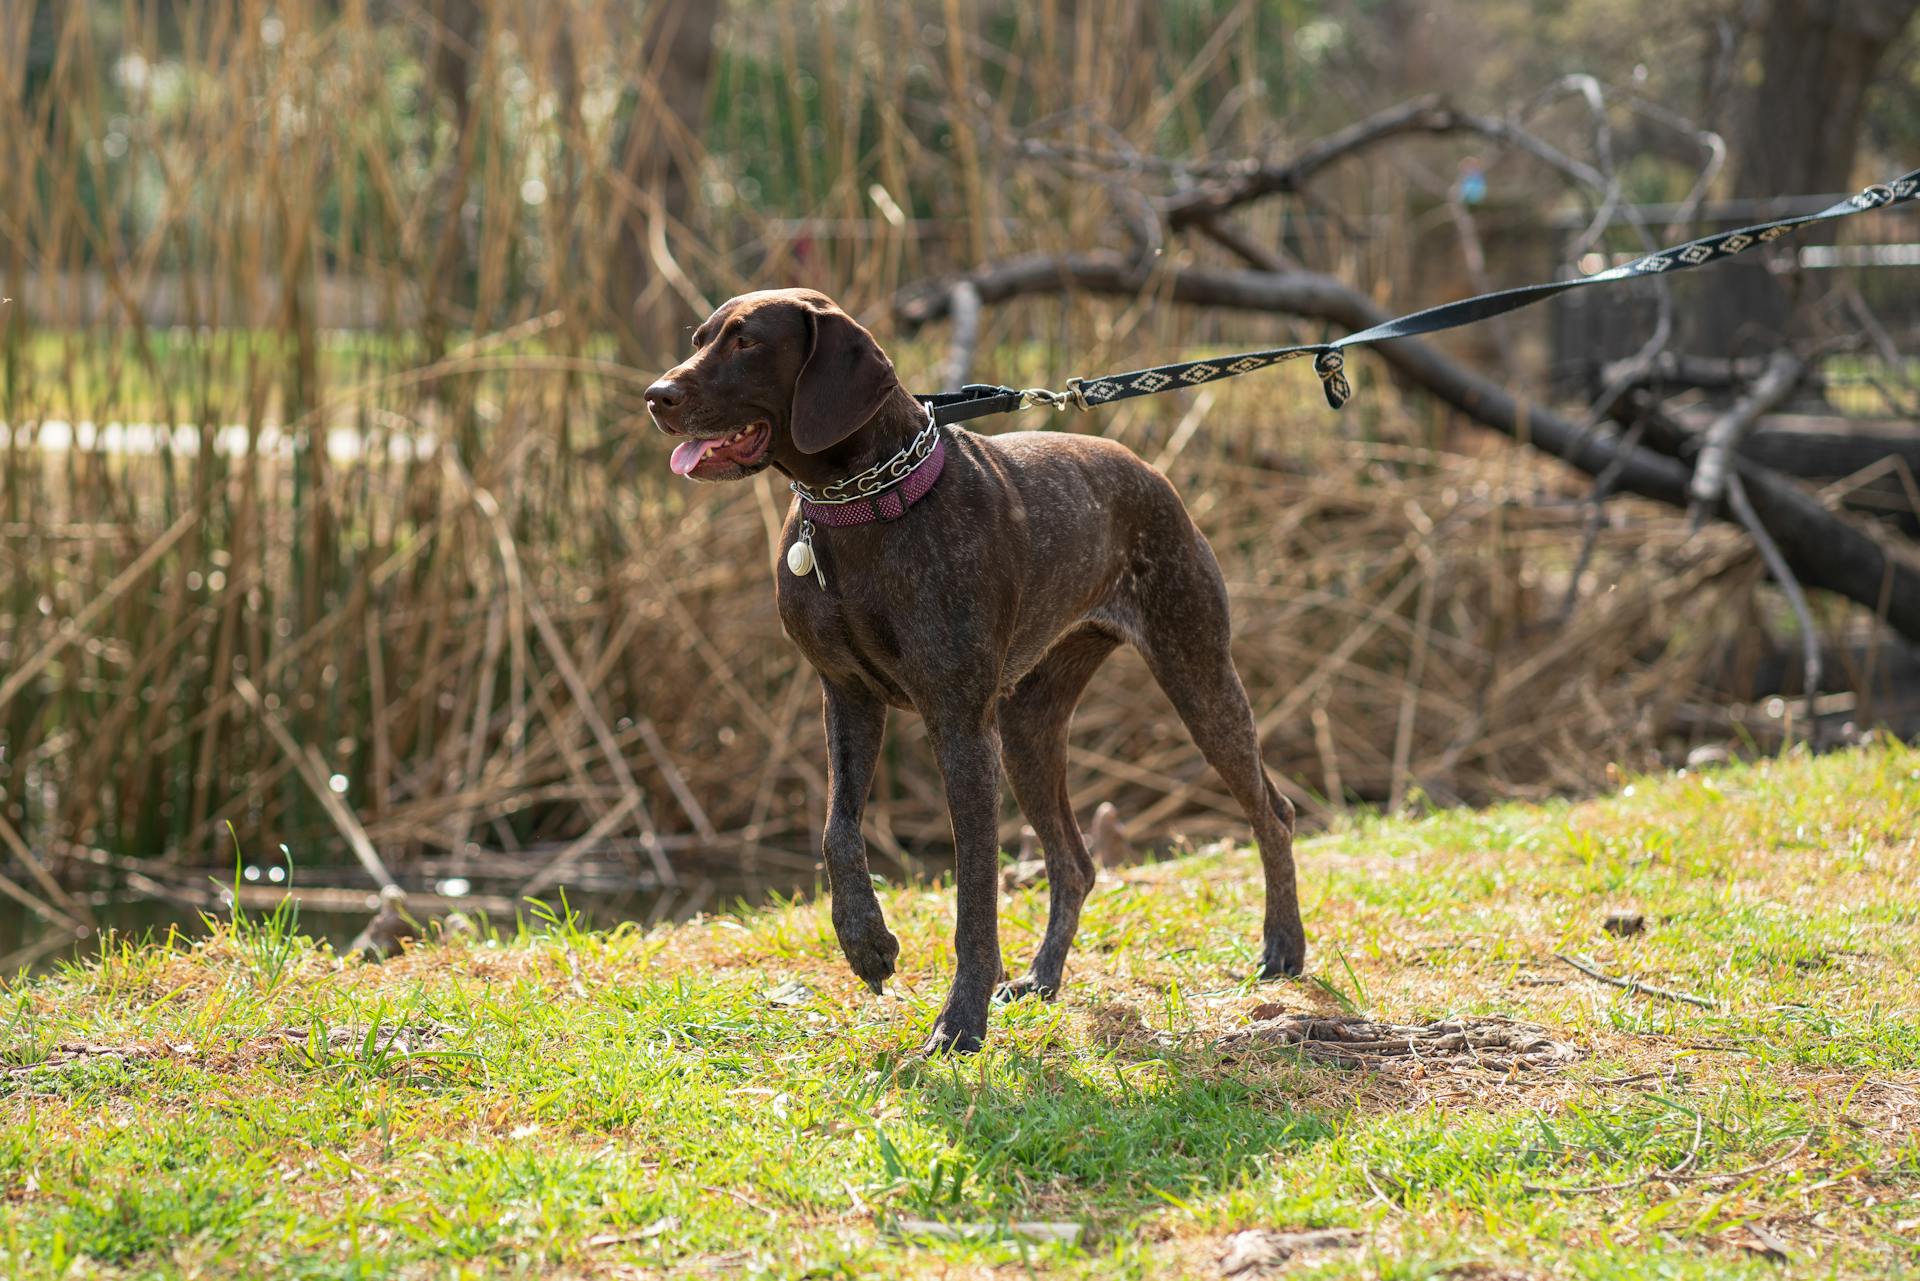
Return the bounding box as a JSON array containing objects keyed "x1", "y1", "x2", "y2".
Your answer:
[{"x1": 833, "y1": 909, "x2": 899, "y2": 994}]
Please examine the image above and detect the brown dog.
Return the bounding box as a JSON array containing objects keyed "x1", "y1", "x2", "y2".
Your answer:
[{"x1": 647, "y1": 289, "x2": 1302, "y2": 1052}]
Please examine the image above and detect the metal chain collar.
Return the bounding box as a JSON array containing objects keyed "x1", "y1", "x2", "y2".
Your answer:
[{"x1": 789, "y1": 407, "x2": 941, "y2": 506}]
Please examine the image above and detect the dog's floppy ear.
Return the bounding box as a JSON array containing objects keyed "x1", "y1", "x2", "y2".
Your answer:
[{"x1": 789, "y1": 303, "x2": 898, "y2": 454}]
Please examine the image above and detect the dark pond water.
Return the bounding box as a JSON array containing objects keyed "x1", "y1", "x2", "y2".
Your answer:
[{"x1": 0, "y1": 863, "x2": 816, "y2": 977}]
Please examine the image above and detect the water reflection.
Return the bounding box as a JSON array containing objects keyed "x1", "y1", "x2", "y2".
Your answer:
[{"x1": 0, "y1": 867, "x2": 809, "y2": 977}]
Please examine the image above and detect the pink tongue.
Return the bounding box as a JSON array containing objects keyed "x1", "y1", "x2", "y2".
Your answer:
[{"x1": 670, "y1": 438, "x2": 717, "y2": 476}]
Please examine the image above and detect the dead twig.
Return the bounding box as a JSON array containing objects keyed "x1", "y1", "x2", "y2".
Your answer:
[
  {"x1": 0, "y1": 510, "x2": 199, "y2": 715},
  {"x1": 1557, "y1": 422, "x2": 1645, "y2": 626},
  {"x1": 233, "y1": 674, "x2": 398, "y2": 891},
  {"x1": 1219, "y1": 1012, "x2": 1581, "y2": 1073},
  {"x1": 1689, "y1": 350, "x2": 1806, "y2": 525},
  {"x1": 1555, "y1": 952, "x2": 1717, "y2": 1008},
  {"x1": 1725, "y1": 472, "x2": 1823, "y2": 742},
  {"x1": 1360, "y1": 1163, "x2": 1408, "y2": 1215}
]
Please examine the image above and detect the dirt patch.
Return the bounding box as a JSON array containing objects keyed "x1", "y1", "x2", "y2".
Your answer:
[
  {"x1": 1082, "y1": 1000, "x2": 1172, "y2": 1050},
  {"x1": 2, "y1": 1040, "x2": 171, "y2": 1076},
  {"x1": 1219, "y1": 1227, "x2": 1366, "y2": 1275},
  {"x1": 3, "y1": 1020, "x2": 463, "y2": 1079},
  {"x1": 1434, "y1": 1265, "x2": 1547, "y2": 1281},
  {"x1": 263, "y1": 1020, "x2": 464, "y2": 1057},
  {"x1": 1217, "y1": 1012, "x2": 1581, "y2": 1075}
]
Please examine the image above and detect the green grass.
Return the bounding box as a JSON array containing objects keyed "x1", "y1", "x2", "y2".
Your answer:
[{"x1": 4, "y1": 740, "x2": 1918, "y2": 1278}]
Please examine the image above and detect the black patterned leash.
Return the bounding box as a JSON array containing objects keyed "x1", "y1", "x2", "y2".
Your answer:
[{"x1": 921, "y1": 168, "x2": 1919, "y2": 424}]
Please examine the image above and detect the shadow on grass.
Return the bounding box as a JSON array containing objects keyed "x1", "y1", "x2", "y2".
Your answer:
[{"x1": 894, "y1": 1038, "x2": 1340, "y2": 1228}]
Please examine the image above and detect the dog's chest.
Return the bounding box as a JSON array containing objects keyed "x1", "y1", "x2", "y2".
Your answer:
[{"x1": 775, "y1": 567, "x2": 917, "y2": 703}]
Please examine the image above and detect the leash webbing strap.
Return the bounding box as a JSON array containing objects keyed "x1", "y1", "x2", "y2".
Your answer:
[
  {"x1": 922, "y1": 384, "x2": 1027, "y2": 425},
  {"x1": 919, "y1": 167, "x2": 1919, "y2": 423}
]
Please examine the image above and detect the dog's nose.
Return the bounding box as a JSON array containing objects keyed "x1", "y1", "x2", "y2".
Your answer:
[{"x1": 645, "y1": 379, "x2": 685, "y2": 414}]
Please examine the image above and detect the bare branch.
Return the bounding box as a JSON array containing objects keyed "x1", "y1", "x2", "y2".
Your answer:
[
  {"x1": 1157, "y1": 96, "x2": 1609, "y2": 233},
  {"x1": 1191, "y1": 216, "x2": 1298, "y2": 273},
  {"x1": 1726, "y1": 472, "x2": 1824, "y2": 741},
  {"x1": 1689, "y1": 350, "x2": 1805, "y2": 523},
  {"x1": 1600, "y1": 351, "x2": 1819, "y2": 392}
]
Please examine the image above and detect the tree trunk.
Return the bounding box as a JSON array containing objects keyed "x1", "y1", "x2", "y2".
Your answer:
[
  {"x1": 1722, "y1": 0, "x2": 1919, "y2": 345},
  {"x1": 1731, "y1": 0, "x2": 1918, "y2": 199}
]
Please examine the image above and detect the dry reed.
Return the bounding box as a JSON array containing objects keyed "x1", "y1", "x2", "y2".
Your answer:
[{"x1": 0, "y1": 2, "x2": 1793, "y2": 903}]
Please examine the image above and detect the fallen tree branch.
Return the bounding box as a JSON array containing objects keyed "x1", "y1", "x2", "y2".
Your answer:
[
  {"x1": 1191, "y1": 215, "x2": 1298, "y2": 273},
  {"x1": 902, "y1": 253, "x2": 1695, "y2": 493},
  {"x1": 1533, "y1": 74, "x2": 1625, "y2": 264},
  {"x1": 1617, "y1": 389, "x2": 1920, "y2": 647},
  {"x1": 895, "y1": 254, "x2": 1920, "y2": 645},
  {"x1": 1599, "y1": 351, "x2": 1821, "y2": 394},
  {"x1": 1739, "y1": 425, "x2": 1920, "y2": 481}
]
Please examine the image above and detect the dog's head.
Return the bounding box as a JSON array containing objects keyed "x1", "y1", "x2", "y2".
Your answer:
[{"x1": 646, "y1": 289, "x2": 899, "y2": 482}]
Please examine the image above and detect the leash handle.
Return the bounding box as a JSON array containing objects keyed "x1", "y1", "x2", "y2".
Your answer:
[{"x1": 917, "y1": 167, "x2": 1920, "y2": 419}]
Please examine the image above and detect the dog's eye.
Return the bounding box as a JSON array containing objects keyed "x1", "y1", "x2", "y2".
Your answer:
[{"x1": 734, "y1": 334, "x2": 757, "y2": 350}]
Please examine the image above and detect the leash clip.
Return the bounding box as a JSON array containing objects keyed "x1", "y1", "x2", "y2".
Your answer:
[
  {"x1": 1062, "y1": 377, "x2": 1091, "y2": 410},
  {"x1": 1853, "y1": 183, "x2": 1896, "y2": 210},
  {"x1": 1019, "y1": 386, "x2": 1077, "y2": 411}
]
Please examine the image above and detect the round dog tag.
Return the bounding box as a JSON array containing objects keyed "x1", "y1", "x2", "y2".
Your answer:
[{"x1": 786, "y1": 540, "x2": 816, "y2": 578}]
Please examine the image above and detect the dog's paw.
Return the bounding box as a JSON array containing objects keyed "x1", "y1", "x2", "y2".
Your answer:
[
  {"x1": 1256, "y1": 939, "x2": 1306, "y2": 981},
  {"x1": 918, "y1": 1017, "x2": 985, "y2": 1056},
  {"x1": 993, "y1": 972, "x2": 1058, "y2": 1004},
  {"x1": 834, "y1": 915, "x2": 899, "y2": 994}
]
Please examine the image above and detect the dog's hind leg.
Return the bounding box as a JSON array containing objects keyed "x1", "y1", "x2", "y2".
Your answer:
[
  {"x1": 1134, "y1": 540, "x2": 1306, "y2": 980},
  {"x1": 995, "y1": 626, "x2": 1120, "y2": 1002},
  {"x1": 820, "y1": 678, "x2": 898, "y2": 993}
]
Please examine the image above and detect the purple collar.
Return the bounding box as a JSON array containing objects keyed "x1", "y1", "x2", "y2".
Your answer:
[{"x1": 793, "y1": 430, "x2": 947, "y2": 527}]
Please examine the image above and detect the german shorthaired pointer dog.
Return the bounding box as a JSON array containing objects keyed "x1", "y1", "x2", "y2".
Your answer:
[{"x1": 646, "y1": 289, "x2": 1302, "y2": 1052}]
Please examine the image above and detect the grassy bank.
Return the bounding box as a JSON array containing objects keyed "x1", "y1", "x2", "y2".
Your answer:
[{"x1": 4, "y1": 740, "x2": 1918, "y2": 1279}]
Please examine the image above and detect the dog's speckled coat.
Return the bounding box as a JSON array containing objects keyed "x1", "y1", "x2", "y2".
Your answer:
[{"x1": 648, "y1": 289, "x2": 1303, "y2": 1052}]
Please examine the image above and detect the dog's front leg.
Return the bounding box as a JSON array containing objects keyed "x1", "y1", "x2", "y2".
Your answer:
[
  {"x1": 922, "y1": 716, "x2": 1004, "y2": 1054},
  {"x1": 821, "y1": 679, "x2": 898, "y2": 993}
]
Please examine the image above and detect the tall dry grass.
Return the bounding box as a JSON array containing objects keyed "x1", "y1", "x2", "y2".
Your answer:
[{"x1": 0, "y1": 1, "x2": 1796, "y2": 912}]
